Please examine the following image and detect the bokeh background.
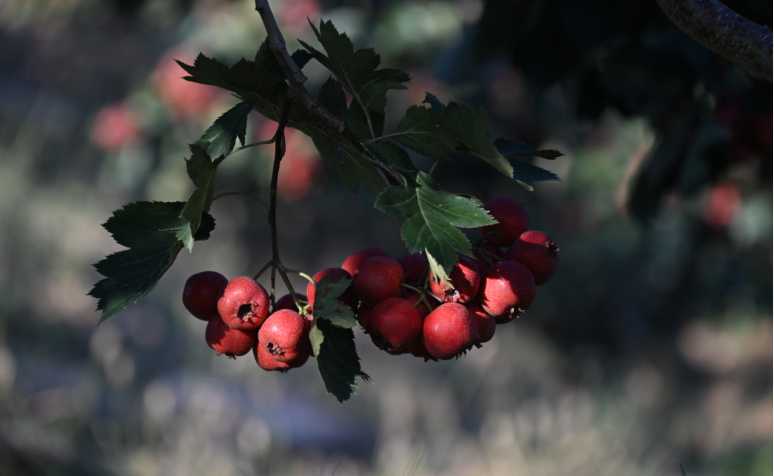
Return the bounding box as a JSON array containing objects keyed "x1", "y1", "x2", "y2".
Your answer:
[{"x1": 0, "y1": 1, "x2": 771, "y2": 475}]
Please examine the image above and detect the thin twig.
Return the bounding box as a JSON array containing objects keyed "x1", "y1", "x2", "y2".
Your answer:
[
  {"x1": 656, "y1": 0, "x2": 772, "y2": 82},
  {"x1": 364, "y1": 130, "x2": 430, "y2": 144},
  {"x1": 254, "y1": 0, "x2": 307, "y2": 85}
]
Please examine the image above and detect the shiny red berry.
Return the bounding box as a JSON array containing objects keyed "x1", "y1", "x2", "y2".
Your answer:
[
  {"x1": 352, "y1": 256, "x2": 404, "y2": 304},
  {"x1": 182, "y1": 271, "x2": 227, "y2": 320},
  {"x1": 205, "y1": 317, "x2": 256, "y2": 357},
  {"x1": 481, "y1": 197, "x2": 528, "y2": 246},
  {"x1": 468, "y1": 306, "x2": 496, "y2": 343},
  {"x1": 255, "y1": 310, "x2": 311, "y2": 371},
  {"x1": 217, "y1": 276, "x2": 270, "y2": 331},
  {"x1": 481, "y1": 260, "x2": 536, "y2": 319},
  {"x1": 428, "y1": 256, "x2": 481, "y2": 304},
  {"x1": 508, "y1": 230, "x2": 559, "y2": 285},
  {"x1": 423, "y1": 303, "x2": 476, "y2": 359},
  {"x1": 365, "y1": 297, "x2": 423, "y2": 353},
  {"x1": 341, "y1": 248, "x2": 386, "y2": 276}
]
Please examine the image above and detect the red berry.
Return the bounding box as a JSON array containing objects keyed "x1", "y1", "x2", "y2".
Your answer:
[
  {"x1": 508, "y1": 230, "x2": 559, "y2": 285},
  {"x1": 255, "y1": 310, "x2": 311, "y2": 371},
  {"x1": 274, "y1": 293, "x2": 305, "y2": 312},
  {"x1": 352, "y1": 256, "x2": 404, "y2": 304},
  {"x1": 341, "y1": 248, "x2": 386, "y2": 276},
  {"x1": 428, "y1": 256, "x2": 482, "y2": 304},
  {"x1": 205, "y1": 317, "x2": 256, "y2": 357},
  {"x1": 217, "y1": 276, "x2": 270, "y2": 331},
  {"x1": 481, "y1": 197, "x2": 528, "y2": 245},
  {"x1": 365, "y1": 298, "x2": 423, "y2": 353},
  {"x1": 481, "y1": 260, "x2": 536, "y2": 319},
  {"x1": 468, "y1": 306, "x2": 496, "y2": 343},
  {"x1": 423, "y1": 303, "x2": 476, "y2": 359},
  {"x1": 182, "y1": 271, "x2": 228, "y2": 320},
  {"x1": 399, "y1": 253, "x2": 429, "y2": 286},
  {"x1": 306, "y1": 267, "x2": 352, "y2": 310}
]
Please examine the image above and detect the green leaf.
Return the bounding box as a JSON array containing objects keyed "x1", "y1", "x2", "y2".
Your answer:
[
  {"x1": 316, "y1": 319, "x2": 369, "y2": 402},
  {"x1": 196, "y1": 102, "x2": 252, "y2": 159},
  {"x1": 376, "y1": 174, "x2": 495, "y2": 270},
  {"x1": 395, "y1": 98, "x2": 515, "y2": 178},
  {"x1": 91, "y1": 201, "x2": 215, "y2": 321},
  {"x1": 178, "y1": 146, "x2": 217, "y2": 251},
  {"x1": 513, "y1": 161, "x2": 560, "y2": 187},
  {"x1": 311, "y1": 133, "x2": 385, "y2": 191},
  {"x1": 425, "y1": 249, "x2": 450, "y2": 285},
  {"x1": 313, "y1": 274, "x2": 357, "y2": 329},
  {"x1": 301, "y1": 20, "x2": 409, "y2": 138},
  {"x1": 309, "y1": 323, "x2": 324, "y2": 356},
  {"x1": 367, "y1": 141, "x2": 416, "y2": 177}
]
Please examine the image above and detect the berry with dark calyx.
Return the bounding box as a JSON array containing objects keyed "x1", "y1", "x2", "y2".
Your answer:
[
  {"x1": 341, "y1": 248, "x2": 386, "y2": 276},
  {"x1": 217, "y1": 276, "x2": 270, "y2": 331},
  {"x1": 508, "y1": 230, "x2": 559, "y2": 285},
  {"x1": 481, "y1": 260, "x2": 536, "y2": 320},
  {"x1": 182, "y1": 271, "x2": 228, "y2": 320},
  {"x1": 400, "y1": 253, "x2": 429, "y2": 286},
  {"x1": 423, "y1": 303, "x2": 477, "y2": 360},
  {"x1": 255, "y1": 310, "x2": 311, "y2": 371},
  {"x1": 468, "y1": 306, "x2": 496, "y2": 344},
  {"x1": 428, "y1": 256, "x2": 482, "y2": 304},
  {"x1": 481, "y1": 197, "x2": 528, "y2": 246},
  {"x1": 306, "y1": 267, "x2": 352, "y2": 310},
  {"x1": 366, "y1": 297, "x2": 423, "y2": 354},
  {"x1": 205, "y1": 317, "x2": 256, "y2": 357},
  {"x1": 352, "y1": 256, "x2": 404, "y2": 304},
  {"x1": 274, "y1": 293, "x2": 306, "y2": 312}
]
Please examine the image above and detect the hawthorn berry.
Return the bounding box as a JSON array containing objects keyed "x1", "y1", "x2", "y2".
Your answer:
[
  {"x1": 508, "y1": 230, "x2": 559, "y2": 284},
  {"x1": 217, "y1": 276, "x2": 270, "y2": 331},
  {"x1": 205, "y1": 317, "x2": 257, "y2": 357},
  {"x1": 352, "y1": 256, "x2": 404, "y2": 304},
  {"x1": 182, "y1": 271, "x2": 228, "y2": 320},
  {"x1": 481, "y1": 260, "x2": 536, "y2": 320},
  {"x1": 481, "y1": 197, "x2": 528, "y2": 245},
  {"x1": 364, "y1": 297, "x2": 423, "y2": 354},
  {"x1": 429, "y1": 256, "x2": 481, "y2": 304},
  {"x1": 399, "y1": 253, "x2": 429, "y2": 286},
  {"x1": 468, "y1": 306, "x2": 496, "y2": 344},
  {"x1": 306, "y1": 267, "x2": 353, "y2": 310},
  {"x1": 423, "y1": 303, "x2": 476, "y2": 360},
  {"x1": 255, "y1": 309, "x2": 311, "y2": 371},
  {"x1": 341, "y1": 248, "x2": 386, "y2": 276}
]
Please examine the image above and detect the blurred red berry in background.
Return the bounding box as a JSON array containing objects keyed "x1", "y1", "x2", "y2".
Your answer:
[
  {"x1": 91, "y1": 103, "x2": 140, "y2": 151},
  {"x1": 154, "y1": 51, "x2": 220, "y2": 119}
]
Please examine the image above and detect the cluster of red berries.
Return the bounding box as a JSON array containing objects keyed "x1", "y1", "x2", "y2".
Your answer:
[{"x1": 182, "y1": 196, "x2": 558, "y2": 368}]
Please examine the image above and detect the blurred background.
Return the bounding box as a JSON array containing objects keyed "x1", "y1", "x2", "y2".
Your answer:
[{"x1": 0, "y1": 0, "x2": 771, "y2": 475}]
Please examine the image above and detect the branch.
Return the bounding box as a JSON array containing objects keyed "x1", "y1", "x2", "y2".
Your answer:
[
  {"x1": 656, "y1": 0, "x2": 772, "y2": 82},
  {"x1": 252, "y1": 0, "x2": 402, "y2": 186}
]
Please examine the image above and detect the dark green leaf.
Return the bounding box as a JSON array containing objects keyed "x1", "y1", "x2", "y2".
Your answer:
[
  {"x1": 367, "y1": 142, "x2": 416, "y2": 176},
  {"x1": 316, "y1": 319, "x2": 369, "y2": 402},
  {"x1": 196, "y1": 102, "x2": 252, "y2": 159},
  {"x1": 441, "y1": 103, "x2": 512, "y2": 178},
  {"x1": 494, "y1": 138, "x2": 564, "y2": 160},
  {"x1": 179, "y1": 146, "x2": 217, "y2": 251},
  {"x1": 513, "y1": 161, "x2": 560, "y2": 187},
  {"x1": 313, "y1": 274, "x2": 357, "y2": 329},
  {"x1": 91, "y1": 201, "x2": 215, "y2": 321}
]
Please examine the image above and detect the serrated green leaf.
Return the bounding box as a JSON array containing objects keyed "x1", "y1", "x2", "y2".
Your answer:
[
  {"x1": 311, "y1": 133, "x2": 385, "y2": 191},
  {"x1": 179, "y1": 146, "x2": 217, "y2": 251},
  {"x1": 313, "y1": 274, "x2": 357, "y2": 329},
  {"x1": 316, "y1": 319, "x2": 369, "y2": 402},
  {"x1": 441, "y1": 103, "x2": 512, "y2": 178},
  {"x1": 367, "y1": 141, "x2": 416, "y2": 177},
  {"x1": 377, "y1": 176, "x2": 494, "y2": 271},
  {"x1": 494, "y1": 138, "x2": 564, "y2": 161},
  {"x1": 513, "y1": 161, "x2": 560, "y2": 184},
  {"x1": 309, "y1": 323, "x2": 324, "y2": 356},
  {"x1": 196, "y1": 102, "x2": 252, "y2": 159},
  {"x1": 91, "y1": 201, "x2": 215, "y2": 321}
]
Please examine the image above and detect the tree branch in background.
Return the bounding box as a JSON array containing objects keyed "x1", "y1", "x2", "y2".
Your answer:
[{"x1": 656, "y1": 0, "x2": 772, "y2": 82}]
